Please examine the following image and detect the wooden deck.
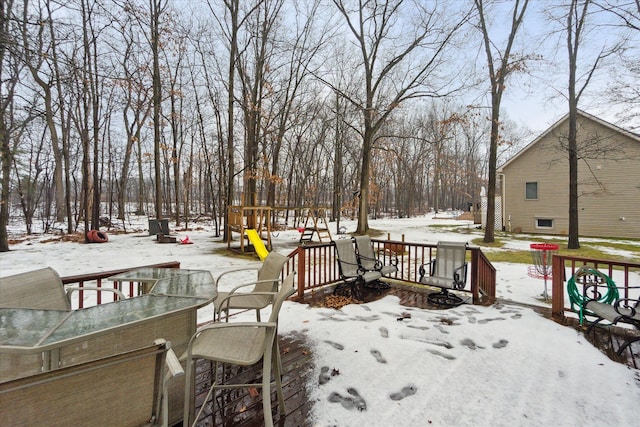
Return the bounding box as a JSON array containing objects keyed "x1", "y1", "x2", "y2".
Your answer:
[{"x1": 186, "y1": 283, "x2": 639, "y2": 426}]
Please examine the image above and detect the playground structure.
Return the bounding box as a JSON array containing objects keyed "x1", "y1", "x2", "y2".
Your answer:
[
  {"x1": 226, "y1": 205, "x2": 335, "y2": 257},
  {"x1": 245, "y1": 229, "x2": 269, "y2": 261},
  {"x1": 298, "y1": 208, "x2": 332, "y2": 244},
  {"x1": 528, "y1": 243, "x2": 559, "y2": 301},
  {"x1": 227, "y1": 206, "x2": 272, "y2": 257}
]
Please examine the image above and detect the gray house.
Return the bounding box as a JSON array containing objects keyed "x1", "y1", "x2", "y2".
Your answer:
[{"x1": 498, "y1": 110, "x2": 640, "y2": 239}]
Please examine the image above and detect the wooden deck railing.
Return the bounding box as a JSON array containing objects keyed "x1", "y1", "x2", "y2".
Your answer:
[
  {"x1": 61, "y1": 261, "x2": 181, "y2": 309},
  {"x1": 60, "y1": 240, "x2": 497, "y2": 310},
  {"x1": 285, "y1": 239, "x2": 496, "y2": 305},
  {"x1": 551, "y1": 255, "x2": 640, "y2": 319}
]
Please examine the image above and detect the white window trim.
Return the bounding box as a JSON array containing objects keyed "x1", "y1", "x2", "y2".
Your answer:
[
  {"x1": 535, "y1": 218, "x2": 554, "y2": 229},
  {"x1": 525, "y1": 182, "x2": 538, "y2": 200}
]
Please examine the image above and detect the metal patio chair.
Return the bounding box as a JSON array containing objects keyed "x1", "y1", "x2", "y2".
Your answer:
[
  {"x1": 213, "y1": 251, "x2": 288, "y2": 321},
  {"x1": 333, "y1": 238, "x2": 382, "y2": 298},
  {"x1": 0, "y1": 267, "x2": 125, "y2": 310},
  {"x1": 0, "y1": 339, "x2": 182, "y2": 427},
  {"x1": 419, "y1": 241, "x2": 469, "y2": 307},
  {"x1": 353, "y1": 235, "x2": 398, "y2": 286},
  {"x1": 182, "y1": 272, "x2": 296, "y2": 427}
]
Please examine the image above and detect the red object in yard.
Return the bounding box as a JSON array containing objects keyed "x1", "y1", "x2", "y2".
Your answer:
[
  {"x1": 180, "y1": 235, "x2": 193, "y2": 244},
  {"x1": 297, "y1": 227, "x2": 305, "y2": 233},
  {"x1": 529, "y1": 243, "x2": 559, "y2": 251},
  {"x1": 528, "y1": 243, "x2": 559, "y2": 301},
  {"x1": 87, "y1": 230, "x2": 108, "y2": 243}
]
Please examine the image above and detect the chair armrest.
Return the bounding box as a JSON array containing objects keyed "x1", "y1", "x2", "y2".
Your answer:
[
  {"x1": 216, "y1": 283, "x2": 281, "y2": 322},
  {"x1": 217, "y1": 291, "x2": 278, "y2": 309},
  {"x1": 582, "y1": 282, "x2": 621, "y2": 305},
  {"x1": 197, "y1": 321, "x2": 277, "y2": 332},
  {"x1": 337, "y1": 258, "x2": 368, "y2": 276},
  {"x1": 418, "y1": 259, "x2": 437, "y2": 281},
  {"x1": 215, "y1": 267, "x2": 260, "y2": 286},
  {"x1": 224, "y1": 278, "x2": 281, "y2": 295},
  {"x1": 613, "y1": 298, "x2": 639, "y2": 319},
  {"x1": 357, "y1": 254, "x2": 383, "y2": 271},
  {"x1": 165, "y1": 347, "x2": 184, "y2": 377},
  {"x1": 66, "y1": 286, "x2": 126, "y2": 302},
  {"x1": 157, "y1": 340, "x2": 184, "y2": 427},
  {"x1": 452, "y1": 263, "x2": 468, "y2": 289}
]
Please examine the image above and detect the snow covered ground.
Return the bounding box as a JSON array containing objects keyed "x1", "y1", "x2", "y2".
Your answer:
[{"x1": 1, "y1": 215, "x2": 639, "y2": 426}]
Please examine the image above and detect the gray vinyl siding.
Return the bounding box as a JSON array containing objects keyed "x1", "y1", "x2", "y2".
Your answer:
[{"x1": 501, "y1": 113, "x2": 640, "y2": 239}]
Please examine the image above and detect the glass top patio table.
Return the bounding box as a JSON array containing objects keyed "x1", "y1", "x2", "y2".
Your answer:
[
  {"x1": 109, "y1": 267, "x2": 216, "y2": 300},
  {"x1": 0, "y1": 268, "x2": 216, "y2": 352}
]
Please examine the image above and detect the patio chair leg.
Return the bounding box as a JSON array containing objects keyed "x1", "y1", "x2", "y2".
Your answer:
[
  {"x1": 364, "y1": 280, "x2": 390, "y2": 291},
  {"x1": 427, "y1": 290, "x2": 464, "y2": 307},
  {"x1": 262, "y1": 349, "x2": 274, "y2": 427},
  {"x1": 616, "y1": 336, "x2": 640, "y2": 356},
  {"x1": 273, "y1": 342, "x2": 286, "y2": 415}
]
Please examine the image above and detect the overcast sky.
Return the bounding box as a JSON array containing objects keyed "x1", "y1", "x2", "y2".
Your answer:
[{"x1": 487, "y1": 0, "x2": 639, "y2": 134}]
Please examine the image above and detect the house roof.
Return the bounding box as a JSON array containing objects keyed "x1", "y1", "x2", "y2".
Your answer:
[{"x1": 497, "y1": 109, "x2": 640, "y2": 172}]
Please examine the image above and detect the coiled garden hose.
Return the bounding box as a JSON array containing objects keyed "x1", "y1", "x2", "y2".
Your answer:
[{"x1": 567, "y1": 266, "x2": 619, "y2": 324}]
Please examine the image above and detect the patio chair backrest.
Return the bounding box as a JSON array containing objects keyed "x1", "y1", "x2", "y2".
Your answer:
[
  {"x1": 334, "y1": 239, "x2": 359, "y2": 278},
  {"x1": 0, "y1": 340, "x2": 173, "y2": 426},
  {"x1": 354, "y1": 235, "x2": 377, "y2": 270},
  {"x1": 256, "y1": 252, "x2": 288, "y2": 293},
  {"x1": 433, "y1": 241, "x2": 467, "y2": 279},
  {"x1": 0, "y1": 267, "x2": 70, "y2": 311},
  {"x1": 269, "y1": 271, "x2": 296, "y2": 323}
]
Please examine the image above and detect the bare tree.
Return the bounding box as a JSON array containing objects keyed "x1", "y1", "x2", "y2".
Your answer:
[
  {"x1": 0, "y1": 0, "x2": 24, "y2": 251},
  {"x1": 330, "y1": 0, "x2": 469, "y2": 234},
  {"x1": 116, "y1": 12, "x2": 153, "y2": 220},
  {"x1": 564, "y1": 0, "x2": 621, "y2": 248},
  {"x1": 149, "y1": 0, "x2": 167, "y2": 220},
  {"x1": 595, "y1": 0, "x2": 640, "y2": 130},
  {"x1": 19, "y1": 0, "x2": 67, "y2": 225},
  {"x1": 474, "y1": 0, "x2": 529, "y2": 243},
  {"x1": 264, "y1": 0, "x2": 326, "y2": 209},
  {"x1": 205, "y1": 0, "x2": 247, "y2": 241}
]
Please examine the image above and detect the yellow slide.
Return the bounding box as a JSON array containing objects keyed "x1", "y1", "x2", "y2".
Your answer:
[{"x1": 245, "y1": 229, "x2": 269, "y2": 261}]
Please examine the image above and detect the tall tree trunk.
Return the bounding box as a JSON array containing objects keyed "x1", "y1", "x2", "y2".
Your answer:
[
  {"x1": 567, "y1": 0, "x2": 585, "y2": 249},
  {"x1": 223, "y1": 0, "x2": 239, "y2": 242},
  {"x1": 150, "y1": 0, "x2": 164, "y2": 220},
  {"x1": 0, "y1": 112, "x2": 10, "y2": 252},
  {"x1": 475, "y1": 0, "x2": 529, "y2": 243},
  {"x1": 21, "y1": 1, "x2": 65, "y2": 225}
]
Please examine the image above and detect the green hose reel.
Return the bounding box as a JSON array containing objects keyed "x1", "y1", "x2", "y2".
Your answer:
[{"x1": 566, "y1": 266, "x2": 619, "y2": 324}]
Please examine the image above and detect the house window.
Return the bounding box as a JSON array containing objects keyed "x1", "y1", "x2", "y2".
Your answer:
[
  {"x1": 536, "y1": 218, "x2": 553, "y2": 228},
  {"x1": 525, "y1": 182, "x2": 538, "y2": 200}
]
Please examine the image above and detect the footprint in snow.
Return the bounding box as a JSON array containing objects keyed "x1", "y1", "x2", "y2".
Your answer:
[
  {"x1": 324, "y1": 340, "x2": 344, "y2": 350},
  {"x1": 370, "y1": 349, "x2": 387, "y2": 363},
  {"x1": 478, "y1": 317, "x2": 506, "y2": 324},
  {"x1": 434, "y1": 324, "x2": 449, "y2": 334},
  {"x1": 406, "y1": 325, "x2": 430, "y2": 330},
  {"x1": 390, "y1": 385, "x2": 417, "y2": 401},
  {"x1": 426, "y1": 339, "x2": 454, "y2": 349},
  {"x1": 460, "y1": 338, "x2": 484, "y2": 350},
  {"x1": 492, "y1": 339, "x2": 509, "y2": 349},
  {"x1": 328, "y1": 388, "x2": 367, "y2": 411},
  {"x1": 427, "y1": 349, "x2": 456, "y2": 360},
  {"x1": 379, "y1": 326, "x2": 389, "y2": 338},
  {"x1": 319, "y1": 366, "x2": 331, "y2": 385}
]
